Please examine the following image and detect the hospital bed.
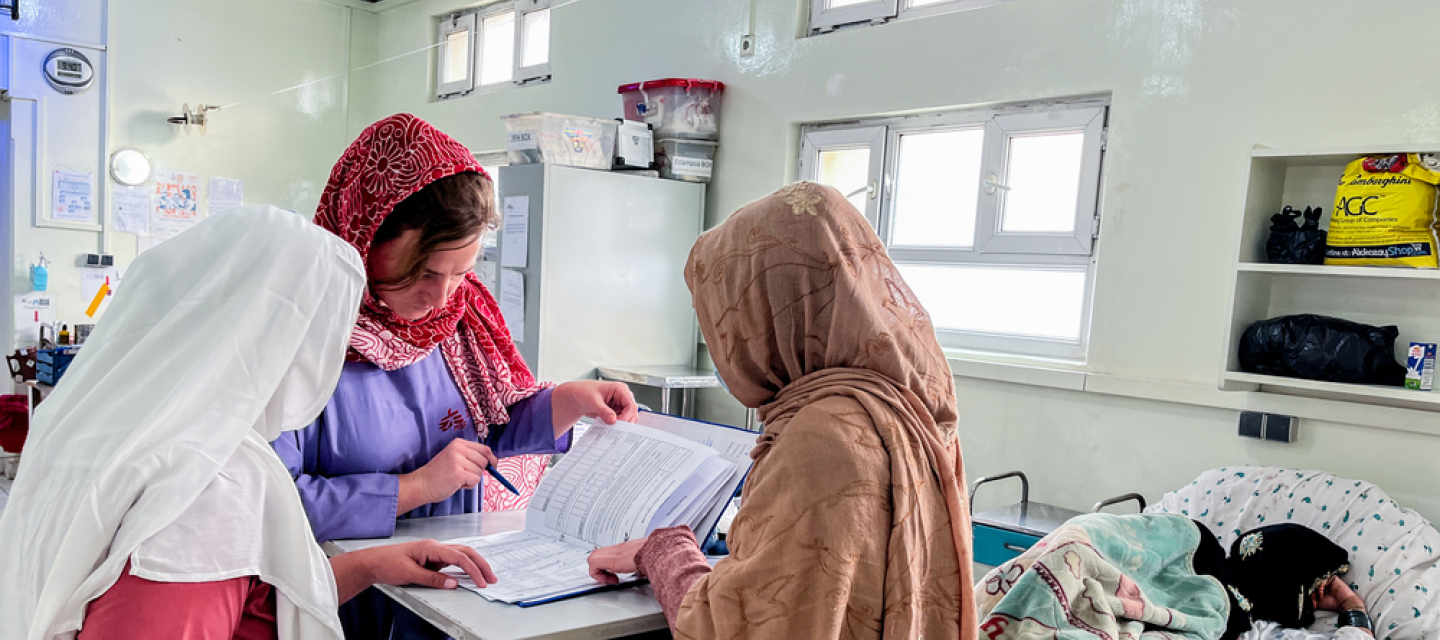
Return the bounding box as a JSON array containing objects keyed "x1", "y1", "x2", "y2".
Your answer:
[{"x1": 1148, "y1": 466, "x2": 1440, "y2": 640}]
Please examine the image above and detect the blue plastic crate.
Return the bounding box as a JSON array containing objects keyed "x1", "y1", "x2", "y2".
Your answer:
[{"x1": 36, "y1": 347, "x2": 79, "y2": 385}]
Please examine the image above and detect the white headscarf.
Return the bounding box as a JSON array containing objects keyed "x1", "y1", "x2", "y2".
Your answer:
[{"x1": 0, "y1": 206, "x2": 364, "y2": 640}]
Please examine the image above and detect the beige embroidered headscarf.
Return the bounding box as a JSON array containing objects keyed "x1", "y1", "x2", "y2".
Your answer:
[{"x1": 675, "y1": 182, "x2": 977, "y2": 639}]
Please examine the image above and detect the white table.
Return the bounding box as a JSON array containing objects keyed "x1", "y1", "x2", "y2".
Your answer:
[{"x1": 322, "y1": 512, "x2": 667, "y2": 640}]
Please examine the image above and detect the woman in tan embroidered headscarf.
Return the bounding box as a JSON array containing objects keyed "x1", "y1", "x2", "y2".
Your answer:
[{"x1": 588, "y1": 182, "x2": 977, "y2": 639}]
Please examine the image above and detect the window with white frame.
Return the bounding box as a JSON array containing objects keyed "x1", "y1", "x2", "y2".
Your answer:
[
  {"x1": 800, "y1": 100, "x2": 1107, "y2": 359},
  {"x1": 810, "y1": 0, "x2": 1007, "y2": 34},
  {"x1": 435, "y1": 0, "x2": 551, "y2": 100}
]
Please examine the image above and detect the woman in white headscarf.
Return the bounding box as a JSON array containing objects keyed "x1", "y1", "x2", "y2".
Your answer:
[{"x1": 0, "y1": 207, "x2": 496, "y2": 640}]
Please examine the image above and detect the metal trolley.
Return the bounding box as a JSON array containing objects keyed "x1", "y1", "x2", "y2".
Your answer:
[{"x1": 969, "y1": 470, "x2": 1146, "y2": 567}]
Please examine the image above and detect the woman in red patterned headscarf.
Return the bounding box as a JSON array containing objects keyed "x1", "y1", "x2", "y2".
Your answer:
[{"x1": 272, "y1": 114, "x2": 637, "y2": 639}]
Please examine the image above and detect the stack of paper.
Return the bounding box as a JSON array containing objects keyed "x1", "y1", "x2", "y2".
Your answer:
[{"x1": 443, "y1": 414, "x2": 754, "y2": 605}]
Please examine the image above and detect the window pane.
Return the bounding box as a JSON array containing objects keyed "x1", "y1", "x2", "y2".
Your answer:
[
  {"x1": 816, "y1": 147, "x2": 871, "y2": 215},
  {"x1": 891, "y1": 128, "x2": 984, "y2": 247},
  {"x1": 443, "y1": 30, "x2": 470, "y2": 84},
  {"x1": 1001, "y1": 131, "x2": 1086, "y2": 233},
  {"x1": 895, "y1": 263, "x2": 1086, "y2": 341},
  {"x1": 829, "y1": 0, "x2": 871, "y2": 6},
  {"x1": 521, "y1": 9, "x2": 550, "y2": 68},
  {"x1": 480, "y1": 12, "x2": 516, "y2": 86},
  {"x1": 908, "y1": 0, "x2": 952, "y2": 5}
]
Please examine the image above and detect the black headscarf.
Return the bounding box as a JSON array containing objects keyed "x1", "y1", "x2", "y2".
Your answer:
[{"x1": 1226, "y1": 524, "x2": 1351, "y2": 628}]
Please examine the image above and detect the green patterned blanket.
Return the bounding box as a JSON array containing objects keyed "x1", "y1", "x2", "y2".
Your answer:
[{"x1": 977, "y1": 513, "x2": 1231, "y2": 640}]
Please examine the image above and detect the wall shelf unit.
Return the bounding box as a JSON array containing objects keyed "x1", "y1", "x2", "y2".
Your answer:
[{"x1": 1220, "y1": 146, "x2": 1440, "y2": 413}]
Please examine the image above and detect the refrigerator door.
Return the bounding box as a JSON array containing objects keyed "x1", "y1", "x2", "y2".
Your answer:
[{"x1": 497, "y1": 164, "x2": 704, "y2": 382}]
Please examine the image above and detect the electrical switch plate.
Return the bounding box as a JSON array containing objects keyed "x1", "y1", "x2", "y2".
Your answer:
[
  {"x1": 1263, "y1": 414, "x2": 1297, "y2": 443},
  {"x1": 1238, "y1": 411, "x2": 1264, "y2": 439},
  {"x1": 1238, "y1": 411, "x2": 1297, "y2": 443}
]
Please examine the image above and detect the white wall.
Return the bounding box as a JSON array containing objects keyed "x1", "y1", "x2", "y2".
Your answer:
[
  {"x1": 4, "y1": 0, "x2": 365, "y2": 355},
  {"x1": 364, "y1": 0, "x2": 1440, "y2": 522}
]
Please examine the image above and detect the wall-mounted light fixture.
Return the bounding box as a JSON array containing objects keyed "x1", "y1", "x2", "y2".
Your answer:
[{"x1": 109, "y1": 149, "x2": 152, "y2": 186}]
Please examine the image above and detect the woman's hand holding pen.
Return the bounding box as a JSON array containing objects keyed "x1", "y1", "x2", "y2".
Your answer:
[
  {"x1": 397, "y1": 439, "x2": 500, "y2": 514},
  {"x1": 552, "y1": 381, "x2": 640, "y2": 438}
]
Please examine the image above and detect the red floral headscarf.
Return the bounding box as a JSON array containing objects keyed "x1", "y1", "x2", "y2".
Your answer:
[{"x1": 315, "y1": 113, "x2": 548, "y2": 433}]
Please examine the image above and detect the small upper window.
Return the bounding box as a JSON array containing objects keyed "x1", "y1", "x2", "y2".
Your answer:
[
  {"x1": 479, "y1": 11, "x2": 516, "y2": 86},
  {"x1": 435, "y1": 1, "x2": 551, "y2": 101},
  {"x1": 435, "y1": 14, "x2": 476, "y2": 98},
  {"x1": 810, "y1": 0, "x2": 1006, "y2": 34}
]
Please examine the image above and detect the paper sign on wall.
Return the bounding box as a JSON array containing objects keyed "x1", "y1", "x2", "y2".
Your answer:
[
  {"x1": 499, "y1": 269, "x2": 526, "y2": 343},
  {"x1": 477, "y1": 260, "x2": 498, "y2": 292},
  {"x1": 14, "y1": 292, "x2": 56, "y2": 349},
  {"x1": 208, "y1": 177, "x2": 244, "y2": 215},
  {"x1": 52, "y1": 170, "x2": 95, "y2": 223},
  {"x1": 501, "y1": 196, "x2": 530, "y2": 268},
  {"x1": 112, "y1": 185, "x2": 151, "y2": 234},
  {"x1": 81, "y1": 268, "x2": 121, "y2": 317},
  {"x1": 152, "y1": 170, "x2": 202, "y2": 243}
]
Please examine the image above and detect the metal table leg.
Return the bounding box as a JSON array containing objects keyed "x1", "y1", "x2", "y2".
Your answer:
[{"x1": 660, "y1": 388, "x2": 671, "y2": 415}]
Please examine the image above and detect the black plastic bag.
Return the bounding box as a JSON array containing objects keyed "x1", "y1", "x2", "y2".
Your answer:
[
  {"x1": 1239, "y1": 314, "x2": 1406, "y2": 386},
  {"x1": 1265, "y1": 206, "x2": 1327, "y2": 264}
]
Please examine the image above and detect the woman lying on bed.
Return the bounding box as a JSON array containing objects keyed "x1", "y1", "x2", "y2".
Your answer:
[{"x1": 976, "y1": 514, "x2": 1374, "y2": 640}]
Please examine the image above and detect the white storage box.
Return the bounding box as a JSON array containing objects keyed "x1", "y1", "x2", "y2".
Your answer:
[
  {"x1": 656, "y1": 138, "x2": 717, "y2": 183},
  {"x1": 618, "y1": 79, "x2": 724, "y2": 141},
  {"x1": 501, "y1": 112, "x2": 618, "y2": 170}
]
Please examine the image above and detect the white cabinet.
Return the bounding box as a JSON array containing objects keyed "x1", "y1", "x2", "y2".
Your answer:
[
  {"x1": 1220, "y1": 146, "x2": 1440, "y2": 413},
  {"x1": 495, "y1": 164, "x2": 704, "y2": 382}
]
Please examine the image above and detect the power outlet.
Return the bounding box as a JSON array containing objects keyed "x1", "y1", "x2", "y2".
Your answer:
[{"x1": 740, "y1": 34, "x2": 756, "y2": 58}]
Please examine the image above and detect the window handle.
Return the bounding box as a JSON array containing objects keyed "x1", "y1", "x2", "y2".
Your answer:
[
  {"x1": 984, "y1": 174, "x2": 1011, "y2": 194},
  {"x1": 840, "y1": 180, "x2": 875, "y2": 200},
  {"x1": 844, "y1": 180, "x2": 877, "y2": 201}
]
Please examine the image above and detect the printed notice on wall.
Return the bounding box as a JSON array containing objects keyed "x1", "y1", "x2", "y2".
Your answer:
[
  {"x1": 501, "y1": 196, "x2": 530, "y2": 268},
  {"x1": 14, "y1": 292, "x2": 56, "y2": 349},
  {"x1": 208, "y1": 177, "x2": 244, "y2": 215},
  {"x1": 52, "y1": 170, "x2": 95, "y2": 223},
  {"x1": 112, "y1": 185, "x2": 151, "y2": 234},
  {"x1": 151, "y1": 170, "x2": 202, "y2": 243},
  {"x1": 499, "y1": 269, "x2": 526, "y2": 343},
  {"x1": 81, "y1": 267, "x2": 121, "y2": 317}
]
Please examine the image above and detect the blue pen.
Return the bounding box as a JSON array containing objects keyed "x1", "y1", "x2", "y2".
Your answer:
[{"x1": 485, "y1": 464, "x2": 521, "y2": 495}]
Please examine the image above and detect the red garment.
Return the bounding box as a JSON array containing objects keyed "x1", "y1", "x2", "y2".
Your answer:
[
  {"x1": 315, "y1": 113, "x2": 547, "y2": 433},
  {"x1": 634, "y1": 526, "x2": 713, "y2": 627},
  {"x1": 79, "y1": 563, "x2": 277, "y2": 640},
  {"x1": 0, "y1": 394, "x2": 28, "y2": 453},
  {"x1": 482, "y1": 452, "x2": 550, "y2": 512}
]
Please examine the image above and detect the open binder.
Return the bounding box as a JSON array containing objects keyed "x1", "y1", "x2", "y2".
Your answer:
[{"x1": 442, "y1": 411, "x2": 755, "y2": 606}]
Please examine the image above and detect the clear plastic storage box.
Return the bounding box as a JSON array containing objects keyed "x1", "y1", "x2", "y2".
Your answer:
[
  {"x1": 501, "y1": 112, "x2": 618, "y2": 170},
  {"x1": 656, "y1": 138, "x2": 717, "y2": 183},
  {"x1": 618, "y1": 79, "x2": 724, "y2": 140}
]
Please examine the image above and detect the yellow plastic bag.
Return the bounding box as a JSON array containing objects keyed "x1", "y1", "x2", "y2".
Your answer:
[{"x1": 1326, "y1": 153, "x2": 1440, "y2": 268}]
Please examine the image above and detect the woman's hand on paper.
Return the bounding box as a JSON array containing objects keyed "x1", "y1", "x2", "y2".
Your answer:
[
  {"x1": 331, "y1": 539, "x2": 497, "y2": 603},
  {"x1": 587, "y1": 537, "x2": 649, "y2": 585},
  {"x1": 552, "y1": 381, "x2": 640, "y2": 437},
  {"x1": 397, "y1": 439, "x2": 500, "y2": 513}
]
